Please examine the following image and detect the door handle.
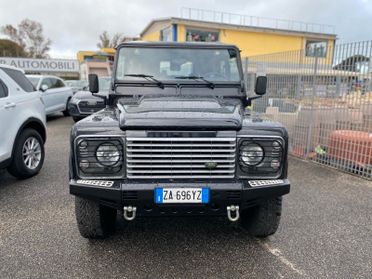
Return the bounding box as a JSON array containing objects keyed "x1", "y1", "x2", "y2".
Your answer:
[{"x1": 4, "y1": 102, "x2": 16, "y2": 109}]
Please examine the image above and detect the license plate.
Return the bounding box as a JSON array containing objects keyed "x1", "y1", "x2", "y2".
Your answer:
[{"x1": 155, "y1": 188, "x2": 209, "y2": 204}]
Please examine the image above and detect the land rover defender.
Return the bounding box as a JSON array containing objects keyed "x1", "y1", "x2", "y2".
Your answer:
[{"x1": 69, "y1": 42, "x2": 290, "y2": 239}]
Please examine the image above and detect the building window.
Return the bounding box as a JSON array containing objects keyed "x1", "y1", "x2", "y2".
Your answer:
[
  {"x1": 186, "y1": 29, "x2": 219, "y2": 42},
  {"x1": 305, "y1": 40, "x2": 328, "y2": 58},
  {"x1": 160, "y1": 27, "x2": 172, "y2": 42}
]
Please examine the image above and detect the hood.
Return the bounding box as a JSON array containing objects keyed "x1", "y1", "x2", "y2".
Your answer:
[
  {"x1": 117, "y1": 96, "x2": 243, "y2": 131},
  {"x1": 73, "y1": 90, "x2": 108, "y2": 100}
]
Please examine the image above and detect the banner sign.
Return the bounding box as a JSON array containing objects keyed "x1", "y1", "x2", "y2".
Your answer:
[{"x1": 0, "y1": 57, "x2": 80, "y2": 73}]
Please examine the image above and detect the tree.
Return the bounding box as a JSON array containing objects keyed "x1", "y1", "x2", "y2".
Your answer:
[
  {"x1": 97, "y1": 31, "x2": 127, "y2": 49},
  {"x1": 97, "y1": 31, "x2": 111, "y2": 48},
  {"x1": 0, "y1": 39, "x2": 27, "y2": 57},
  {"x1": 1, "y1": 19, "x2": 52, "y2": 58}
]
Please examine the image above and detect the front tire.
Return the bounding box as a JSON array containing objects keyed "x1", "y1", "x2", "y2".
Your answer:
[
  {"x1": 63, "y1": 98, "x2": 71, "y2": 116},
  {"x1": 7, "y1": 128, "x2": 45, "y2": 179},
  {"x1": 240, "y1": 196, "x2": 282, "y2": 237},
  {"x1": 75, "y1": 196, "x2": 117, "y2": 239}
]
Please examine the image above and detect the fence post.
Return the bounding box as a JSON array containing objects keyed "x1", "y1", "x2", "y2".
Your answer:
[
  {"x1": 295, "y1": 50, "x2": 303, "y2": 98},
  {"x1": 335, "y1": 75, "x2": 341, "y2": 97},
  {"x1": 305, "y1": 55, "x2": 319, "y2": 158}
]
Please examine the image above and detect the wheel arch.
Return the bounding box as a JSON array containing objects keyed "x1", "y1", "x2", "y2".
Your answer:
[{"x1": 11, "y1": 118, "x2": 47, "y2": 158}]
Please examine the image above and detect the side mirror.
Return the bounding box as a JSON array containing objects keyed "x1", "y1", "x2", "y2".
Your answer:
[
  {"x1": 254, "y1": 76, "x2": 267, "y2": 95},
  {"x1": 40, "y1": 84, "x2": 48, "y2": 92},
  {"x1": 88, "y1": 74, "x2": 99, "y2": 93}
]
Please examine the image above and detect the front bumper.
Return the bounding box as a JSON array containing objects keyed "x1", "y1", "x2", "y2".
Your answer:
[{"x1": 70, "y1": 179, "x2": 290, "y2": 216}]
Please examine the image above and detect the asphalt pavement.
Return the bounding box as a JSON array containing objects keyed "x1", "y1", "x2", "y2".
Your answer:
[{"x1": 0, "y1": 115, "x2": 371, "y2": 279}]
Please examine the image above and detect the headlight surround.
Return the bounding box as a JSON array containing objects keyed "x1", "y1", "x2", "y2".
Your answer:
[
  {"x1": 237, "y1": 137, "x2": 285, "y2": 179},
  {"x1": 96, "y1": 143, "x2": 121, "y2": 166},
  {"x1": 74, "y1": 137, "x2": 124, "y2": 179},
  {"x1": 240, "y1": 143, "x2": 264, "y2": 166}
]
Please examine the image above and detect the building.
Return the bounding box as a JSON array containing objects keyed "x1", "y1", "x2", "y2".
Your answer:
[
  {"x1": 77, "y1": 48, "x2": 115, "y2": 80},
  {"x1": 77, "y1": 37, "x2": 140, "y2": 79},
  {"x1": 140, "y1": 9, "x2": 337, "y2": 60}
]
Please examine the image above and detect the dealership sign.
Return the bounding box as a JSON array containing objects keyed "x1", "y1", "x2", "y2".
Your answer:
[{"x1": 0, "y1": 57, "x2": 80, "y2": 73}]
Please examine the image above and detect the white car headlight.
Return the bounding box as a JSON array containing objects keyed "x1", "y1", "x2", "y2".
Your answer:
[
  {"x1": 240, "y1": 143, "x2": 264, "y2": 166},
  {"x1": 96, "y1": 143, "x2": 120, "y2": 166}
]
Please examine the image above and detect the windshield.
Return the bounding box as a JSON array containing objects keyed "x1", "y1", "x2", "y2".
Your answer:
[
  {"x1": 98, "y1": 77, "x2": 110, "y2": 91},
  {"x1": 27, "y1": 77, "x2": 40, "y2": 88},
  {"x1": 115, "y1": 47, "x2": 241, "y2": 82}
]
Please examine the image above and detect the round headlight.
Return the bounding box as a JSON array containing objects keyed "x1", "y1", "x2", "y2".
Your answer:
[
  {"x1": 96, "y1": 143, "x2": 120, "y2": 166},
  {"x1": 240, "y1": 143, "x2": 264, "y2": 166}
]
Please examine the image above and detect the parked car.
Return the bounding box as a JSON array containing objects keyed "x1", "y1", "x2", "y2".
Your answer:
[
  {"x1": 0, "y1": 65, "x2": 46, "y2": 178},
  {"x1": 68, "y1": 76, "x2": 110, "y2": 122},
  {"x1": 69, "y1": 42, "x2": 290, "y2": 239},
  {"x1": 27, "y1": 75, "x2": 73, "y2": 116},
  {"x1": 65, "y1": 80, "x2": 88, "y2": 94}
]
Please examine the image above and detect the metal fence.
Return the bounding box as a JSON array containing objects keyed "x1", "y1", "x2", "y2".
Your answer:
[{"x1": 244, "y1": 41, "x2": 372, "y2": 179}]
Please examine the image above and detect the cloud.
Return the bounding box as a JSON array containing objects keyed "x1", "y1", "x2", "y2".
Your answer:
[{"x1": 0, "y1": 0, "x2": 371, "y2": 58}]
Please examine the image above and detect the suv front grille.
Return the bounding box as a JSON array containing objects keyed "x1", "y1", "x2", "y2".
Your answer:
[
  {"x1": 126, "y1": 137, "x2": 236, "y2": 179},
  {"x1": 78, "y1": 100, "x2": 104, "y2": 113}
]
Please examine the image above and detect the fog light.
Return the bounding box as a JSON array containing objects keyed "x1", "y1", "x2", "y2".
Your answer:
[
  {"x1": 272, "y1": 141, "x2": 281, "y2": 150},
  {"x1": 79, "y1": 159, "x2": 90, "y2": 169},
  {"x1": 271, "y1": 159, "x2": 280, "y2": 169},
  {"x1": 79, "y1": 141, "x2": 88, "y2": 150}
]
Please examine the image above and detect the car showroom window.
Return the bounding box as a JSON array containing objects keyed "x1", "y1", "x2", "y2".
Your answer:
[
  {"x1": 305, "y1": 40, "x2": 328, "y2": 57},
  {"x1": 0, "y1": 79, "x2": 8, "y2": 98},
  {"x1": 2, "y1": 68, "x2": 34, "y2": 92},
  {"x1": 186, "y1": 29, "x2": 219, "y2": 42}
]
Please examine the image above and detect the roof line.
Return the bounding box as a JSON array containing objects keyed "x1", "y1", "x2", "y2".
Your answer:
[{"x1": 140, "y1": 17, "x2": 337, "y2": 39}]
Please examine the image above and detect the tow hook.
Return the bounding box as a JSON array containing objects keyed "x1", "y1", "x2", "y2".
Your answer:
[
  {"x1": 226, "y1": 205, "x2": 240, "y2": 222},
  {"x1": 123, "y1": 206, "x2": 137, "y2": 221}
]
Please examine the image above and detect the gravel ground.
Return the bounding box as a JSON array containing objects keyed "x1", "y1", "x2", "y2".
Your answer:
[{"x1": 0, "y1": 115, "x2": 371, "y2": 279}]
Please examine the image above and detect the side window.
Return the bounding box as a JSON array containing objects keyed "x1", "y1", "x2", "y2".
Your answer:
[
  {"x1": 40, "y1": 78, "x2": 53, "y2": 89},
  {"x1": 49, "y1": 78, "x2": 58, "y2": 89},
  {"x1": 0, "y1": 79, "x2": 8, "y2": 98},
  {"x1": 55, "y1": 79, "x2": 65, "y2": 88},
  {"x1": 1, "y1": 68, "x2": 34, "y2": 92}
]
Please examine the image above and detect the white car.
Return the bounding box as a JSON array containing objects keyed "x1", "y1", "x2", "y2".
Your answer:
[
  {"x1": 0, "y1": 65, "x2": 46, "y2": 178},
  {"x1": 27, "y1": 75, "x2": 73, "y2": 116}
]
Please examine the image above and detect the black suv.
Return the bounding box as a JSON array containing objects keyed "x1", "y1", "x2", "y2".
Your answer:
[{"x1": 69, "y1": 42, "x2": 290, "y2": 239}]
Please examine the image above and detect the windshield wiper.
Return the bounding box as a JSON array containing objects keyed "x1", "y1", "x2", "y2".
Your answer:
[
  {"x1": 124, "y1": 74, "x2": 164, "y2": 89},
  {"x1": 174, "y1": 75, "x2": 215, "y2": 89}
]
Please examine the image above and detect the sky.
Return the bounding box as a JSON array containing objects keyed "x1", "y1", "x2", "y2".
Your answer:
[{"x1": 0, "y1": 0, "x2": 371, "y2": 59}]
